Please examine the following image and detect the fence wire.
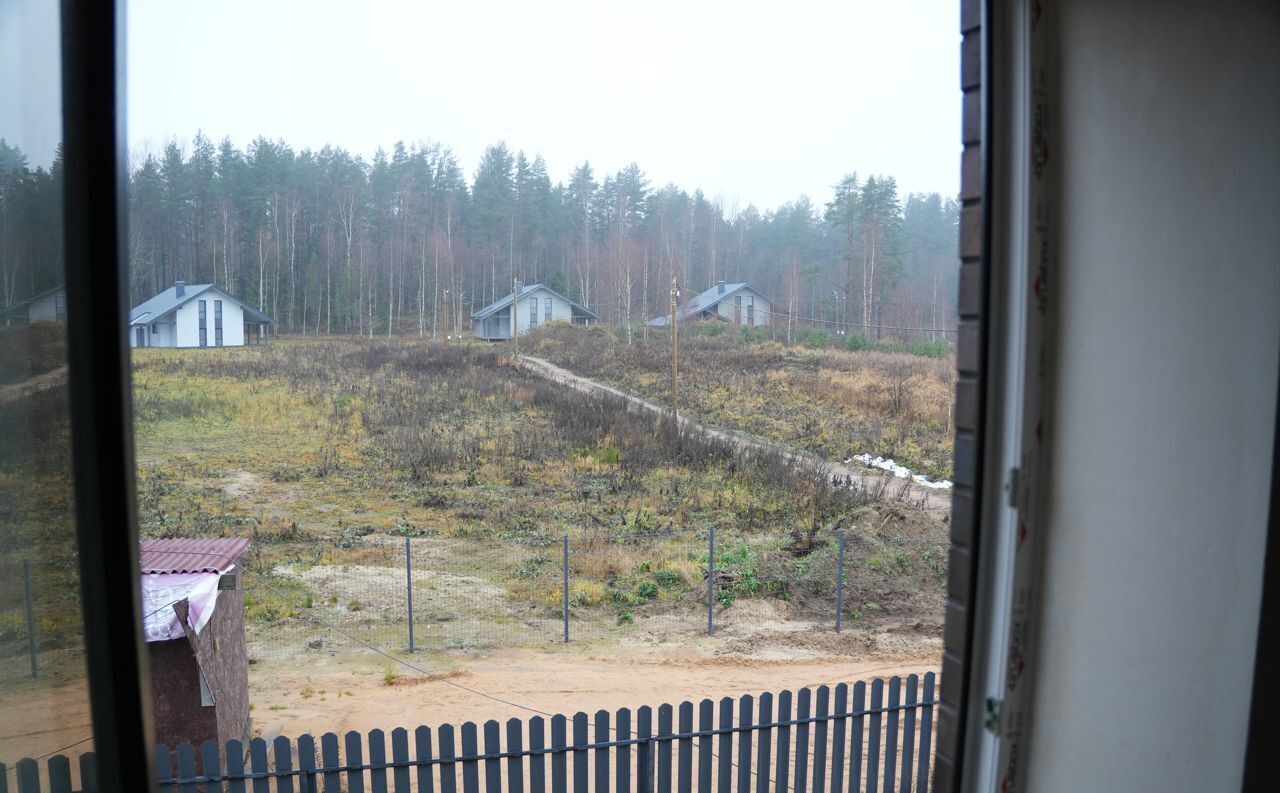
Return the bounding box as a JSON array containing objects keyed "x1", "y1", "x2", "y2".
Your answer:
[
  {"x1": 0, "y1": 555, "x2": 86, "y2": 687},
  {"x1": 236, "y1": 526, "x2": 946, "y2": 663}
]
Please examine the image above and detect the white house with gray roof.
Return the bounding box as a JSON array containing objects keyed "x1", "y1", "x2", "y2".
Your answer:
[
  {"x1": 646, "y1": 281, "x2": 773, "y2": 328},
  {"x1": 471, "y1": 283, "x2": 600, "y2": 340},
  {"x1": 129, "y1": 281, "x2": 275, "y2": 348},
  {"x1": 1, "y1": 284, "x2": 66, "y2": 326}
]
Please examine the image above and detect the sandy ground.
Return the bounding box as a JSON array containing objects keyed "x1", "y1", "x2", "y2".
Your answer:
[
  {"x1": 518, "y1": 356, "x2": 952, "y2": 521},
  {"x1": 0, "y1": 626, "x2": 939, "y2": 763},
  {"x1": 0, "y1": 671, "x2": 95, "y2": 763},
  {"x1": 248, "y1": 641, "x2": 940, "y2": 741}
]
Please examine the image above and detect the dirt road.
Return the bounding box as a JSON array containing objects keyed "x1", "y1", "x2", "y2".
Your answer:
[
  {"x1": 1, "y1": 637, "x2": 939, "y2": 760},
  {"x1": 518, "y1": 356, "x2": 952, "y2": 521},
  {"x1": 248, "y1": 642, "x2": 939, "y2": 740},
  {"x1": 0, "y1": 365, "x2": 68, "y2": 404}
]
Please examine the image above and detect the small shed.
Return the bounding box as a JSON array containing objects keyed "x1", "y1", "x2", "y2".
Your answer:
[{"x1": 140, "y1": 537, "x2": 251, "y2": 752}]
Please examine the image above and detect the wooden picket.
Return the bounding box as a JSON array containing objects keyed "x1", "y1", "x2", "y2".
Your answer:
[
  {"x1": 790, "y1": 688, "x2": 809, "y2": 793},
  {"x1": 900, "y1": 676, "x2": 918, "y2": 793},
  {"x1": 884, "y1": 677, "x2": 901, "y2": 793},
  {"x1": 715, "y1": 698, "x2": 731, "y2": 793},
  {"x1": 2, "y1": 674, "x2": 938, "y2": 793},
  {"x1": 695, "y1": 700, "x2": 711, "y2": 793},
  {"x1": 849, "y1": 681, "x2": 866, "y2": 793}
]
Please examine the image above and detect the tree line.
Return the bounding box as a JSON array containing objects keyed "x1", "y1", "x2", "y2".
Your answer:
[{"x1": 0, "y1": 135, "x2": 958, "y2": 341}]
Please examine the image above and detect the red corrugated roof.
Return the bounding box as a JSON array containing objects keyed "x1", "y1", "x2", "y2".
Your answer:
[{"x1": 139, "y1": 537, "x2": 251, "y2": 574}]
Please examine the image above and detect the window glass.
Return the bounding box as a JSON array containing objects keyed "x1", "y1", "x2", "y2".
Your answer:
[
  {"x1": 0, "y1": 0, "x2": 95, "y2": 772},
  {"x1": 120, "y1": 0, "x2": 959, "y2": 781}
]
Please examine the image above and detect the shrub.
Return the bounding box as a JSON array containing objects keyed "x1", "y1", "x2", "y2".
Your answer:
[
  {"x1": 843, "y1": 333, "x2": 874, "y2": 351},
  {"x1": 911, "y1": 340, "x2": 951, "y2": 358},
  {"x1": 0, "y1": 321, "x2": 66, "y2": 385},
  {"x1": 653, "y1": 569, "x2": 682, "y2": 588},
  {"x1": 515, "y1": 555, "x2": 550, "y2": 580},
  {"x1": 805, "y1": 330, "x2": 831, "y2": 350},
  {"x1": 568, "y1": 581, "x2": 606, "y2": 607}
]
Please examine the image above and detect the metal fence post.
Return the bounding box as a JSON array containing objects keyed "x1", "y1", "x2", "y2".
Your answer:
[
  {"x1": 835, "y1": 528, "x2": 846, "y2": 633},
  {"x1": 23, "y1": 558, "x2": 37, "y2": 678},
  {"x1": 562, "y1": 534, "x2": 570, "y2": 643},
  {"x1": 707, "y1": 526, "x2": 715, "y2": 636},
  {"x1": 405, "y1": 537, "x2": 415, "y2": 653}
]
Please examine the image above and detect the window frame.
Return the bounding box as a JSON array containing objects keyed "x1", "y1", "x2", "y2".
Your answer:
[
  {"x1": 214, "y1": 299, "x2": 223, "y2": 346},
  {"x1": 529, "y1": 296, "x2": 538, "y2": 328},
  {"x1": 60, "y1": 0, "x2": 156, "y2": 788}
]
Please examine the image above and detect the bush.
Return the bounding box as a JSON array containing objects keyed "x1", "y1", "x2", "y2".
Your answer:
[
  {"x1": 805, "y1": 330, "x2": 831, "y2": 350},
  {"x1": 911, "y1": 340, "x2": 951, "y2": 358},
  {"x1": 0, "y1": 321, "x2": 66, "y2": 385},
  {"x1": 843, "y1": 333, "x2": 874, "y2": 352}
]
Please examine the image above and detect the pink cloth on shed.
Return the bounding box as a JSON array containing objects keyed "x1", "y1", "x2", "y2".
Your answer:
[{"x1": 140, "y1": 569, "x2": 228, "y2": 643}]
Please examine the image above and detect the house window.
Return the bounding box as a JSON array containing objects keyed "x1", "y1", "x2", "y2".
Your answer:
[
  {"x1": 214, "y1": 300, "x2": 223, "y2": 346},
  {"x1": 735, "y1": 295, "x2": 742, "y2": 325},
  {"x1": 198, "y1": 300, "x2": 207, "y2": 347},
  {"x1": 529, "y1": 297, "x2": 538, "y2": 327},
  {"x1": 54, "y1": 294, "x2": 66, "y2": 321},
  {"x1": 545, "y1": 297, "x2": 552, "y2": 323},
  {"x1": 746, "y1": 295, "x2": 755, "y2": 325}
]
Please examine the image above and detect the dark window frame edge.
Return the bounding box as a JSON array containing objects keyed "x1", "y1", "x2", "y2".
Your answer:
[{"x1": 61, "y1": 0, "x2": 157, "y2": 789}]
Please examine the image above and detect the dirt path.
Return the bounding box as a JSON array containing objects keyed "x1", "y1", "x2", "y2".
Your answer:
[
  {"x1": 0, "y1": 365, "x2": 68, "y2": 404},
  {"x1": 0, "y1": 642, "x2": 938, "y2": 763},
  {"x1": 248, "y1": 644, "x2": 939, "y2": 740},
  {"x1": 518, "y1": 356, "x2": 952, "y2": 521}
]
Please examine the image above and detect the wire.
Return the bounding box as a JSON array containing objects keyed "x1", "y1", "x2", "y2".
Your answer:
[
  {"x1": 141, "y1": 550, "x2": 800, "y2": 790},
  {"x1": 14, "y1": 545, "x2": 935, "y2": 791},
  {"x1": 542, "y1": 299, "x2": 957, "y2": 336}
]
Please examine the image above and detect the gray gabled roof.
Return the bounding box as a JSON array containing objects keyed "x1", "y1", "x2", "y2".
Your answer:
[
  {"x1": 1, "y1": 284, "x2": 65, "y2": 319},
  {"x1": 471, "y1": 283, "x2": 601, "y2": 321},
  {"x1": 647, "y1": 282, "x2": 767, "y2": 325},
  {"x1": 129, "y1": 284, "x2": 275, "y2": 326}
]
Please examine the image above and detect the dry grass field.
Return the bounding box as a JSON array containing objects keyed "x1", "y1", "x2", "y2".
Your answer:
[
  {"x1": 523, "y1": 324, "x2": 956, "y2": 480},
  {"x1": 0, "y1": 331, "x2": 952, "y2": 755}
]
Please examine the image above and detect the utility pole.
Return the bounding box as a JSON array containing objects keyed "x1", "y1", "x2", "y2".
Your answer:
[
  {"x1": 670, "y1": 277, "x2": 679, "y2": 417},
  {"x1": 512, "y1": 276, "x2": 519, "y2": 356}
]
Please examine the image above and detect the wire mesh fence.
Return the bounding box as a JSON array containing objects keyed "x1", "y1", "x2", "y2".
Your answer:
[
  {"x1": 0, "y1": 555, "x2": 86, "y2": 687},
  {"x1": 238, "y1": 526, "x2": 946, "y2": 664},
  {"x1": 0, "y1": 525, "x2": 946, "y2": 676}
]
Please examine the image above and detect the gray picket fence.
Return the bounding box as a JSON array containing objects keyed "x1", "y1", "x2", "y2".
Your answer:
[{"x1": 2, "y1": 674, "x2": 935, "y2": 793}]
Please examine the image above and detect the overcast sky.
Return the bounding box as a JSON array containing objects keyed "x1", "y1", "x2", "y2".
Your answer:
[{"x1": 4, "y1": 0, "x2": 960, "y2": 213}]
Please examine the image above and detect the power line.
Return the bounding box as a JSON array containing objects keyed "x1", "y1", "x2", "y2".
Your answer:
[{"x1": 534, "y1": 299, "x2": 957, "y2": 335}]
